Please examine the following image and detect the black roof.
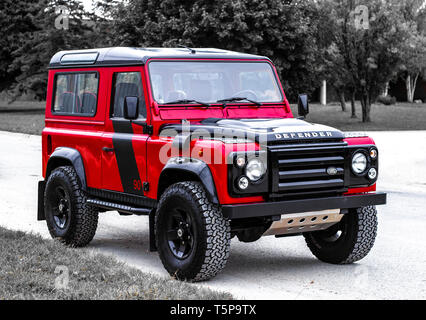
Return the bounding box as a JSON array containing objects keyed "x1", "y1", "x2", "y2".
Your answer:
[{"x1": 49, "y1": 47, "x2": 270, "y2": 69}]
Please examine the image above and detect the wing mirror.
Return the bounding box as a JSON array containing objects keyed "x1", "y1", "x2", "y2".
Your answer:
[
  {"x1": 298, "y1": 94, "x2": 309, "y2": 118},
  {"x1": 123, "y1": 96, "x2": 139, "y2": 120}
]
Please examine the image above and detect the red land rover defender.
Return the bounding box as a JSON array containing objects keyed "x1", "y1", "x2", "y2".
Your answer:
[{"x1": 38, "y1": 47, "x2": 387, "y2": 281}]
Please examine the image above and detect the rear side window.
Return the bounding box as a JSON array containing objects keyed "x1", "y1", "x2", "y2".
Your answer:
[
  {"x1": 52, "y1": 72, "x2": 99, "y2": 116},
  {"x1": 111, "y1": 72, "x2": 146, "y2": 118}
]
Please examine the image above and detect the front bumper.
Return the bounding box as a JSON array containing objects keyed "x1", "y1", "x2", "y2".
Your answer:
[{"x1": 221, "y1": 192, "x2": 387, "y2": 219}]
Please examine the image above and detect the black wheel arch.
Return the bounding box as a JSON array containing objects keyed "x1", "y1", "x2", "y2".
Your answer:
[
  {"x1": 39, "y1": 147, "x2": 87, "y2": 221},
  {"x1": 45, "y1": 147, "x2": 87, "y2": 190},
  {"x1": 157, "y1": 158, "x2": 219, "y2": 204}
]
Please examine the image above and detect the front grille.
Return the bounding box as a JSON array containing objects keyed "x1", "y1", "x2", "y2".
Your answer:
[{"x1": 269, "y1": 141, "x2": 348, "y2": 198}]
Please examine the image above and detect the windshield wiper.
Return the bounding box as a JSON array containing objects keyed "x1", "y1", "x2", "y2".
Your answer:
[
  {"x1": 216, "y1": 97, "x2": 262, "y2": 106},
  {"x1": 163, "y1": 99, "x2": 210, "y2": 107}
]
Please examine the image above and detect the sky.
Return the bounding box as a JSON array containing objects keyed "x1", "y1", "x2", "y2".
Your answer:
[{"x1": 79, "y1": 0, "x2": 96, "y2": 13}]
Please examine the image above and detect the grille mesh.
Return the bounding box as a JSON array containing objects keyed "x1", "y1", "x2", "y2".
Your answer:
[{"x1": 269, "y1": 141, "x2": 347, "y2": 197}]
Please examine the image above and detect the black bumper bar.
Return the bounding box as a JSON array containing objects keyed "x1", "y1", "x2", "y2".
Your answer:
[{"x1": 221, "y1": 192, "x2": 387, "y2": 219}]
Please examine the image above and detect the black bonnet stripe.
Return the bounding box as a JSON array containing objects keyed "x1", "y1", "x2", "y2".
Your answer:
[{"x1": 112, "y1": 119, "x2": 143, "y2": 195}]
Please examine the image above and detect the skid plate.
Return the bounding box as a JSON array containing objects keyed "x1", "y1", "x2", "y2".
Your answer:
[{"x1": 263, "y1": 209, "x2": 343, "y2": 236}]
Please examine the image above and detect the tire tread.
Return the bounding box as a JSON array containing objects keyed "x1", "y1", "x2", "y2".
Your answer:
[
  {"x1": 155, "y1": 181, "x2": 231, "y2": 281},
  {"x1": 304, "y1": 206, "x2": 378, "y2": 264},
  {"x1": 45, "y1": 166, "x2": 98, "y2": 247}
]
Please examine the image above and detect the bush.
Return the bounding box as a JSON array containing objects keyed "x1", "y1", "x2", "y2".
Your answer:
[{"x1": 377, "y1": 95, "x2": 396, "y2": 105}]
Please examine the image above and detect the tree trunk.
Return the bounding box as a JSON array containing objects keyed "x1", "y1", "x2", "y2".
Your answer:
[
  {"x1": 351, "y1": 90, "x2": 357, "y2": 118},
  {"x1": 337, "y1": 89, "x2": 346, "y2": 112},
  {"x1": 406, "y1": 75, "x2": 413, "y2": 103},
  {"x1": 406, "y1": 74, "x2": 419, "y2": 103},
  {"x1": 382, "y1": 81, "x2": 389, "y2": 97},
  {"x1": 320, "y1": 80, "x2": 327, "y2": 105},
  {"x1": 412, "y1": 73, "x2": 419, "y2": 102},
  {"x1": 360, "y1": 92, "x2": 371, "y2": 122}
]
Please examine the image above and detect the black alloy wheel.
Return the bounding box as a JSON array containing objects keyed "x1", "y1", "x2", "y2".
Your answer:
[
  {"x1": 166, "y1": 208, "x2": 195, "y2": 260},
  {"x1": 44, "y1": 166, "x2": 98, "y2": 247},
  {"x1": 51, "y1": 186, "x2": 71, "y2": 230}
]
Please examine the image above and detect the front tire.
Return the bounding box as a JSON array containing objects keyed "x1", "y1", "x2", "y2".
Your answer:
[
  {"x1": 304, "y1": 206, "x2": 378, "y2": 264},
  {"x1": 155, "y1": 181, "x2": 231, "y2": 281},
  {"x1": 44, "y1": 166, "x2": 98, "y2": 247}
]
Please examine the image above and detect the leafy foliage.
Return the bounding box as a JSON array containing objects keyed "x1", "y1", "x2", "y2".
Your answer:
[
  {"x1": 97, "y1": 0, "x2": 321, "y2": 101},
  {"x1": 398, "y1": 0, "x2": 426, "y2": 102},
  {"x1": 0, "y1": 1, "x2": 42, "y2": 92},
  {"x1": 8, "y1": 0, "x2": 95, "y2": 100},
  {"x1": 2, "y1": 0, "x2": 425, "y2": 109},
  {"x1": 316, "y1": 0, "x2": 415, "y2": 122}
]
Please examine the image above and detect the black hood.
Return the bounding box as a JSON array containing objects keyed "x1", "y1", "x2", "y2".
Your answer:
[{"x1": 161, "y1": 118, "x2": 344, "y2": 145}]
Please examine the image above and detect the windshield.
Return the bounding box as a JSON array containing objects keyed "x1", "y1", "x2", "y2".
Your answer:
[{"x1": 148, "y1": 61, "x2": 283, "y2": 105}]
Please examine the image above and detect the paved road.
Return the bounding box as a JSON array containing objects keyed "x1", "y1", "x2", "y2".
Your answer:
[{"x1": 0, "y1": 130, "x2": 425, "y2": 299}]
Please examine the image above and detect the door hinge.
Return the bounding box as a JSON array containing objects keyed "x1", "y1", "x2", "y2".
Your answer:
[
  {"x1": 132, "y1": 120, "x2": 153, "y2": 135},
  {"x1": 143, "y1": 124, "x2": 153, "y2": 135},
  {"x1": 143, "y1": 182, "x2": 150, "y2": 192}
]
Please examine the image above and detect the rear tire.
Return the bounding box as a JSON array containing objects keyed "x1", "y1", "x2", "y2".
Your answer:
[
  {"x1": 155, "y1": 181, "x2": 231, "y2": 281},
  {"x1": 44, "y1": 166, "x2": 98, "y2": 247},
  {"x1": 304, "y1": 206, "x2": 378, "y2": 264}
]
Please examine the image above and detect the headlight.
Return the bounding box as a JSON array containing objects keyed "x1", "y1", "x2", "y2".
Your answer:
[
  {"x1": 245, "y1": 158, "x2": 266, "y2": 181},
  {"x1": 352, "y1": 152, "x2": 367, "y2": 174}
]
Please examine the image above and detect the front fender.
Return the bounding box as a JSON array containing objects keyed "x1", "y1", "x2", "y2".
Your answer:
[{"x1": 158, "y1": 157, "x2": 219, "y2": 204}]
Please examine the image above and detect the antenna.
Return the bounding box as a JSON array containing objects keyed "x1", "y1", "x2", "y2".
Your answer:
[{"x1": 178, "y1": 44, "x2": 196, "y2": 54}]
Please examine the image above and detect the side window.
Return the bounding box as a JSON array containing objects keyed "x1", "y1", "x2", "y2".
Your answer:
[
  {"x1": 111, "y1": 72, "x2": 146, "y2": 119},
  {"x1": 52, "y1": 72, "x2": 98, "y2": 116}
]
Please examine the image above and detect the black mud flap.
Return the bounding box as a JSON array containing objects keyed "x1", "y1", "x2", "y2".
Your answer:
[
  {"x1": 37, "y1": 180, "x2": 46, "y2": 221},
  {"x1": 149, "y1": 208, "x2": 157, "y2": 252}
]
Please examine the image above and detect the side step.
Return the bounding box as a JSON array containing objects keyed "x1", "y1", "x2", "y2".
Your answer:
[{"x1": 86, "y1": 198, "x2": 152, "y2": 215}]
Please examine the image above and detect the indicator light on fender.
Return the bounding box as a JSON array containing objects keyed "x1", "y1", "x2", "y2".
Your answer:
[
  {"x1": 370, "y1": 148, "x2": 378, "y2": 159},
  {"x1": 236, "y1": 156, "x2": 246, "y2": 168}
]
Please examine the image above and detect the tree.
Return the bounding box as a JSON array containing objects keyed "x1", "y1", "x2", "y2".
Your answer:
[
  {"x1": 319, "y1": 44, "x2": 351, "y2": 112},
  {"x1": 315, "y1": 1, "x2": 353, "y2": 112},
  {"x1": 99, "y1": 0, "x2": 321, "y2": 101},
  {"x1": 399, "y1": 0, "x2": 426, "y2": 102},
  {"x1": 9, "y1": 0, "x2": 95, "y2": 100},
  {"x1": 92, "y1": 0, "x2": 120, "y2": 47},
  {"x1": 318, "y1": 0, "x2": 412, "y2": 122},
  {"x1": 0, "y1": 1, "x2": 42, "y2": 92},
  {"x1": 401, "y1": 34, "x2": 426, "y2": 102}
]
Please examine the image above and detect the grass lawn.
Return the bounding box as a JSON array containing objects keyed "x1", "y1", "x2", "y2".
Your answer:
[
  {"x1": 0, "y1": 100, "x2": 45, "y2": 112},
  {"x1": 0, "y1": 101, "x2": 45, "y2": 135},
  {"x1": 0, "y1": 226, "x2": 232, "y2": 300},
  {"x1": 0, "y1": 110, "x2": 44, "y2": 135},
  {"x1": 290, "y1": 102, "x2": 426, "y2": 131},
  {"x1": 0, "y1": 101, "x2": 425, "y2": 135}
]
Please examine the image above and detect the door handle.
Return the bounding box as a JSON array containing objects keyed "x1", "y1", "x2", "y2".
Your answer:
[{"x1": 102, "y1": 147, "x2": 114, "y2": 153}]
